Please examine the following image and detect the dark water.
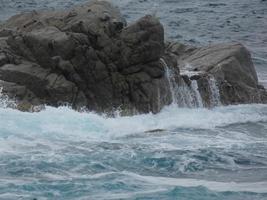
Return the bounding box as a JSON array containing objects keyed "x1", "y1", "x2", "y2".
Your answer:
[{"x1": 1, "y1": 0, "x2": 267, "y2": 199}]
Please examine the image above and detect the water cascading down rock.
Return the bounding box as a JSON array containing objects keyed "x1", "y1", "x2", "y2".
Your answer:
[{"x1": 0, "y1": 0, "x2": 266, "y2": 114}]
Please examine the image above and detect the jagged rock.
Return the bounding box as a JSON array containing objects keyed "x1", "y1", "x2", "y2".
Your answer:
[
  {"x1": 168, "y1": 42, "x2": 267, "y2": 106},
  {"x1": 0, "y1": 0, "x2": 266, "y2": 114},
  {"x1": 0, "y1": 0, "x2": 172, "y2": 114}
]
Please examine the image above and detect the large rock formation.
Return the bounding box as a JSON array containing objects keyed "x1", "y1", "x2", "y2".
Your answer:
[
  {"x1": 0, "y1": 0, "x2": 266, "y2": 114},
  {"x1": 166, "y1": 42, "x2": 267, "y2": 107}
]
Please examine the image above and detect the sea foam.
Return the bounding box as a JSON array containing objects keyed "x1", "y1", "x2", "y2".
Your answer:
[{"x1": 1, "y1": 104, "x2": 267, "y2": 140}]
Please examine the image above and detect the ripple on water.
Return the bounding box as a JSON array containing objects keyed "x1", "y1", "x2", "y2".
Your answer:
[{"x1": 0, "y1": 0, "x2": 267, "y2": 199}]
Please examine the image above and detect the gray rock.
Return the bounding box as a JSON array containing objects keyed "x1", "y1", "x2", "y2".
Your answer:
[
  {"x1": 0, "y1": 0, "x2": 172, "y2": 114},
  {"x1": 0, "y1": 1, "x2": 266, "y2": 114},
  {"x1": 170, "y1": 42, "x2": 267, "y2": 106}
]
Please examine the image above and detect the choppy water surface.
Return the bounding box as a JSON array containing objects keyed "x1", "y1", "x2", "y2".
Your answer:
[
  {"x1": 1, "y1": 0, "x2": 267, "y2": 199},
  {"x1": 1, "y1": 105, "x2": 267, "y2": 199}
]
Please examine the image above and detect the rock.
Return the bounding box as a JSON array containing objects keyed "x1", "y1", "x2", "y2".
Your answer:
[
  {"x1": 170, "y1": 42, "x2": 267, "y2": 106},
  {"x1": 0, "y1": 1, "x2": 266, "y2": 114},
  {"x1": 0, "y1": 80, "x2": 39, "y2": 106},
  {"x1": 0, "y1": 0, "x2": 172, "y2": 114}
]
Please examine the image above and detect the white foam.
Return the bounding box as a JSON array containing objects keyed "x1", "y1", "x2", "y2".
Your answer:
[
  {"x1": 0, "y1": 104, "x2": 267, "y2": 141},
  {"x1": 121, "y1": 171, "x2": 267, "y2": 193},
  {"x1": 160, "y1": 58, "x2": 177, "y2": 104},
  {"x1": 191, "y1": 80, "x2": 204, "y2": 107},
  {"x1": 161, "y1": 59, "x2": 204, "y2": 107},
  {"x1": 32, "y1": 170, "x2": 267, "y2": 194},
  {"x1": 208, "y1": 76, "x2": 221, "y2": 106},
  {"x1": 0, "y1": 87, "x2": 16, "y2": 108}
]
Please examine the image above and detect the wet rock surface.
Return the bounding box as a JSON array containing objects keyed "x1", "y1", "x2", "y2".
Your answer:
[
  {"x1": 168, "y1": 42, "x2": 267, "y2": 106},
  {"x1": 0, "y1": 0, "x2": 266, "y2": 113},
  {"x1": 0, "y1": 1, "x2": 172, "y2": 113}
]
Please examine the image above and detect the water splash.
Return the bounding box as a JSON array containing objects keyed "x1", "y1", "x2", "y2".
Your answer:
[
  {"x1": 161, "y1": 58, "x2": 195, "y2": 107},
  {"x1": 191, "y1": 80, "x2": 204, "y2": 107},
  {"x1": 175, "y1": 79, "x2": 196, "y2": 107},
  {"x1": 208, "y1": 76, "x2": 221, "y2": 107},
  {"x1": 160, "y1": 58, "x2": 176, "y2": 104},
  {"x1": 161, "y1": 59, "x2": 207, "y2": 108},
  {"x1": 1, "y1": 104, "x2": 267, "y2": 139},
  {"x1": 0, "y1": 87, "x2": 16, "y2": 108}
]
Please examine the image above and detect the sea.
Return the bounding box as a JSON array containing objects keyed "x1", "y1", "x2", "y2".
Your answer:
[{"x1": 0, "y1": 0, "x2": 267, "y2": 199}]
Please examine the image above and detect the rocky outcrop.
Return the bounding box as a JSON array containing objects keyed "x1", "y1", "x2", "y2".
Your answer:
[
  {"x1": 0, "y1": 0, "x2": 266, "y2": 114},
  {"x1": 0, "y1": 1, "x2": 172, "y2": 113},
  {"x1": 167, "y1": 42, "x2": 267, "y2": 106}
]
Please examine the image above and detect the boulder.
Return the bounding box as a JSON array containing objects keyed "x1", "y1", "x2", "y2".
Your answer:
[
  {"x1": 0, "y1": 0, "x2": 172, "y2": 114},
  {"x1": 167, "y1": 42, "x2": 267, "y2": 106},
  {"x1": 0, "y1": 0, "x2": 266, "y2": 114}
]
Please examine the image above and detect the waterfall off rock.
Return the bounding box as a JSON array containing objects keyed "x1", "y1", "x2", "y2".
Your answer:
[
  {"x1": 191, "y1": 80, "x2": 204, "y2": 108},
  {"x1": 160, "y1": 59, "x2": 220, "y2": 108},
  {"x1": 208, "y1": 77, "x2": 222, "y2": 107},
  {"x1": 160, "y1": 58, "x2": 177, "y2": 104}
]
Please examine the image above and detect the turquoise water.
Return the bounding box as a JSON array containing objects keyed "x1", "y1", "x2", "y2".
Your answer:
[
  {"x1": 1, "y1": 104, "x2": 267, "y2": 199},
  {"x1": 1, "y1": 0, "x2": 267, "y2": 199}
]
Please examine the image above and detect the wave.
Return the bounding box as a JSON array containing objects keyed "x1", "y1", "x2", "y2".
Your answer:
[
  {"x1": 87, "y1": 171, "x2": 267, "y2": 193},
  {"x1": 1, "y1": 104, "x2": 267, "y2": 199},
  {"x1": 1, "y1": 104, "x2": 267, "y2": 140}
]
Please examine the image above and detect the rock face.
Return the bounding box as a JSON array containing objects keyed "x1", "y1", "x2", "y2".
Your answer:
[
  {"x1": 0, "y1": 1, "x2": 172, "y2": 113},
  {"x1": 0, "y1": 0, "x2": 266, "y2": 113},
  {"x1": 167, "y1": 42, "x2": 267, "y2": 106}
]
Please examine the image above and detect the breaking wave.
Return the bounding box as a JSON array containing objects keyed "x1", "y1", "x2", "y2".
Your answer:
[{"x1": 1, "y1": 104, "x2": 267, "y2": 140}]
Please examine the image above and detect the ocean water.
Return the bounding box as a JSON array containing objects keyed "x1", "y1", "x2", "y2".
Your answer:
[
  {"x1": 1, "y1": 0, "x2": 267, "y2": 199},
  {"x1": 1, "y1": 105, "x2": 267, "y2": 199}
]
